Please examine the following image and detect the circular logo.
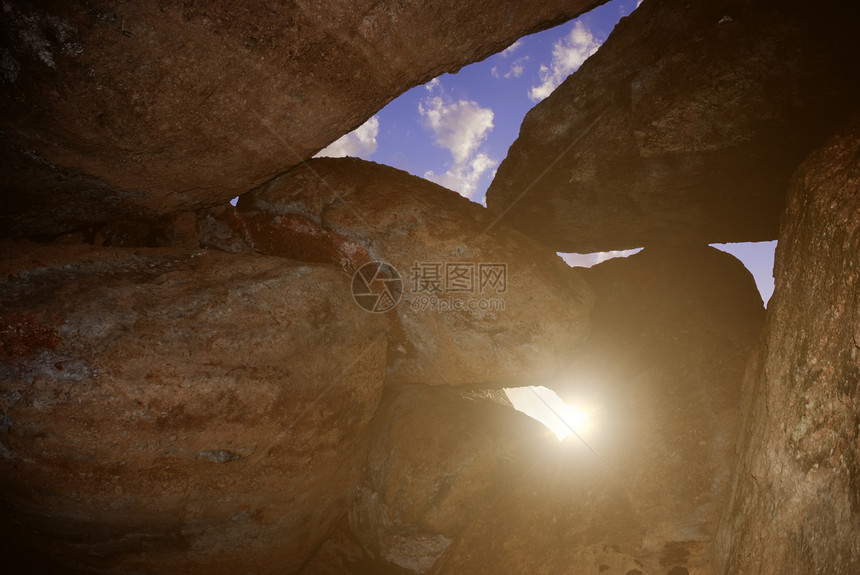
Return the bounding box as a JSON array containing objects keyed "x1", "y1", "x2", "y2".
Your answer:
[{"x1": 351, "y1": 261, "x2": 402, "y2": 313}]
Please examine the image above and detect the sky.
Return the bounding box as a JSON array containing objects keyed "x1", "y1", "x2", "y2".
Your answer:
[{"x1": 316, "y1": 0, "x2": 776, "y2": 305}]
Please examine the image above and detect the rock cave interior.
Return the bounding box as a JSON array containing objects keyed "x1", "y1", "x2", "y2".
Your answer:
[{"x1": 1, "y1": 0, "x2": 858, "y2": 574}]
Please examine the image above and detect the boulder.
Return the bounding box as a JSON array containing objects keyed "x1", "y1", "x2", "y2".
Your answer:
[
  {"x1": 348, "y1": 386, "x2": 546, "y2": 574},
  {"x1": 300, "y1": 516, "x2": 407, "y2": 575},
  {"x1": 0, "y1": 0, "x2": 606, "y2": 238},
  {"x1": 237, "y1": 157, "x2": 593, "y2": 387},
  {"x1": 485, "y1": 0, "x2": 860, "y2": 253},
  {"x1": 196, "y1": 203, "x2": 255, "y2": 254},
  {"x1": 304, "y1": 244, "x2": 764, "y2": 574},
  {"x1": 0, "y1": 243, "x2": 388, "y2": 574},
  {"x1": 716, "y1": 117, "x2": 860, "y2": 572},
  {"x1": 431, "y1": 245, "x2": 765, "y2": 574}
]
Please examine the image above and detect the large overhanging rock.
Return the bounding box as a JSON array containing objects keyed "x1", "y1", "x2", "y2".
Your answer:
[
  {"x1": 0, "y1": 243, "x2": 388, "y2": 574},
  {"x1": 237, "y1": 157, "x2": 593, "y2": 387},
  {"x1": 716, "y1": 117, "x2": 860, "y2": 573},
  {"x1": 485, "y1": 0, "x2": 860, "y2": 253},
  {"x1": 0, "y1": 0, "x2": 606, "y2": 238}
]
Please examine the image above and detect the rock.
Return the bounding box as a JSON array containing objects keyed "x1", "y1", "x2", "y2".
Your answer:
[
  {"x1": 348, "y1": 385, "x2": 549, "y2": 574},
  {"x1": 0, "y1": 244, "x2": 389, "y2": 574},
  {"x1": 196, "y1": 204, "x2": 255, "y2": 254},
  {"x1": 238, "y1": 157, "x2": 593, "y2": 387},
  {"x1": 716, "y1": 117, "x2": 860, "y2": 572},
  {"x1": 157, "y1": 211, "x2": 199, "y2": 249},
  {"x1": 93, "y1": 219, "x2": 159, "y2": 248},
  {"x1": 0, "y1": 0, "x2": 606, "y2": 238},
  {"x1": 88, "y1": 213, "x2": 198, "y2": 249},
  {"x1": 485, "y1": 0, "x2": 860, "y2": 253},
  {"x1": 430, "y1": 245, "x2": 765, "y2": 574},
  {"x1": 300, "y1": 516, "x2": 408, "y2": 575}
]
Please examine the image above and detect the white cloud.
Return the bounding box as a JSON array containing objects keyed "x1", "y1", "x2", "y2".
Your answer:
[
  {"x1": 505, "y1": 57, "x2": 528, "y2": 79},
  {"x1": 558, "y1": 248, "x2": 642, "y2": 268},
  {"x1": 315, "y1": 116, "x2": 379, "y2": 159},
  {"x1": 502, "y1": 39, "x2": 523, "y2": 57},
  {"x1": 424, "y1": 153, "x2": 498, "y2": 201},
  {"x1": 492, "y1": 56, "x2": 528, "y2": 79},
  {"x1": 529, "y1": 20, "x2": 601, "y2": 102},
  {"x1": 419, "y1": 96, "x2": 494, "y2": 164},
  {"x1": 418, "y1": 85, "x2": 498, "y2": 200}
]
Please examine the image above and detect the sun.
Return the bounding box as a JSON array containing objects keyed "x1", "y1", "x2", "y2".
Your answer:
[{"x1": 504, "y1": 385, "x2": 590, "y2": 441}]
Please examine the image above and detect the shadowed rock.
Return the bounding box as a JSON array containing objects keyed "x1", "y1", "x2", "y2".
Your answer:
[
  {"x1": 486, "y1": 0, "x2": 860, "y2": 252},
  {"x1": 0, "y1": 243, "x2": 388, "y2": 574},
  {"x1": 303, "y1": 245, "x2": 765, "y2": 574},
  {"x1": 347, "y1": 385, "x2": 546, "y2": 574},
  {"x1": 300, "y1": 515, "x2": 413, "y2": 575},
  {"x1": 0, "y1": 0, "x2": 605, "y2": 238},
  {"x1": 716, "y1": 116, "x2": 860, "y2": 573},
  {"x1": 430, "y1": 245, "x2": 764, "y2": 574}
]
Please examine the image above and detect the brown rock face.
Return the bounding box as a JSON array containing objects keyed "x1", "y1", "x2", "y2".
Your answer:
[
  {"x1": 238, "y1": 157, "x2": 593, "y2": 387},
  {"x1": 0, "y1": 0, "x2": 605, "y2": 238},
  {"x1": 196, "y1": 203, "x2": 255, "y2": 254},
  {"x1": 485, "y1": 0, "x2": 860, "y2": 253},
  {"x1": 716, "y1": 118, "x2": 860, "y2": 572},
  {"x1": 310, "y1": 245, "x2": 763, "y2": 574},
  {"x1": 0, "y1": 244, "x2": 388, "y2": 574},
  {"x1": 348, "y1": 386, "x2": 546, "y2": 574},
  {"x1": 428, "y1": 245, "x2": 764, "y2": 574},
  {"x1": 300, "y1": 515, "x2": 406, "y2": 575}
]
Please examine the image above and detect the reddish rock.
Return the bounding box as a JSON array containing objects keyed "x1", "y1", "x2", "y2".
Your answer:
[
  {"x1": 157, "y1": 211, "x2": 199, "y2": 249},
  {"x1": 0, "y1": 0, "x2": 606, "y2": 237},
  {"x1": 86, "y1": 213, "x2": 198, "y2": 249},
  {"x1": 716, "y1": 118, "x2": 860, "y2": 573},
  {"x1": 196, "y1": 204, "x2": 254, "y2": 254},
  {"x1": 93, "y1": 219, "x2": 159, "y2": 247},
  {"x1": 486, "y1": 0, "x2": 860, "y2": 252},
  {"x1": 241, "y1": 210, "x2": 371, "y2": 272},
  {"x1": 0, "y1": 311, "x2": 61, "y2": 357},
  {"x1": 0, "y1": 244, "x2": 388, "y2": 574},
  {"x1": 239, "y1": 157, "x2": 593, "y2": 387}
]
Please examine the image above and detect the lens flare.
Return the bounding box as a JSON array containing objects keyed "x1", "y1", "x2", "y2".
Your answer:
[{"x1": 504, "y1": 385, "x2": 590, "y2": 441}]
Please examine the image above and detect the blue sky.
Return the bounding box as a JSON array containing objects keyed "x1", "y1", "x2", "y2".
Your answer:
[{"x1": 318, "y1": 0, "x2": 776, "y2": 305}]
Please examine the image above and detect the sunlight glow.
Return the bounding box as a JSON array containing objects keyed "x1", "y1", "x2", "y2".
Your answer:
[{"x1": 504, "y1": 386, "x2": 590, "y2": 441}]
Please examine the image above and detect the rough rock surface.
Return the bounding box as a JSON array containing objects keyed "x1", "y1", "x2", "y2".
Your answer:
[
  {"x1": 307, "y1": 245, "x2": 764, "y2": 574},
  {"x1": 196, "y1": 203, "x2": 255, "y2": 254},
  {"x1": 430, "y1": 246, "x2": 765, "y2": 574},
  {"x1": 300, "y1": 516, "x2": 406, "y2": 575},
  {"x1": 716, "y1": 118, "x2": 860, "y2": 573},
  {"x1": 0, "y1": 0, "x2": 605, "y2": 238},
  {"x1": 0, "y1": 243, "x2": 389, "y2": 574},
  {"x1": 486, "y1": 0, "x2": 860, "y2": 253},
  {"x1": 348, "y1": 385, "x2": 546, "y2": 574},
  {"x1": 238, "y1": 157, "x2": 593, "y2": 387}
]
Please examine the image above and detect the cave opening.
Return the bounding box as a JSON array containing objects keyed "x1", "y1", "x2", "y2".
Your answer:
[{"x1": 504, "y1": 385, "x2": 592, "y2": 442}]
